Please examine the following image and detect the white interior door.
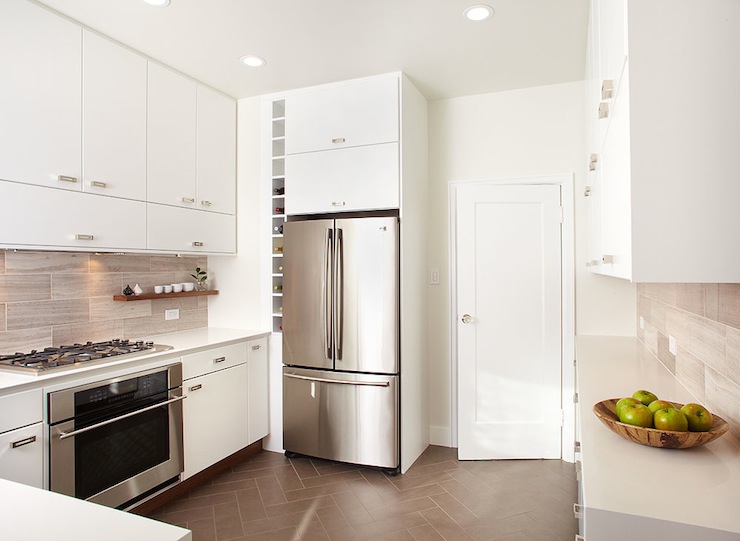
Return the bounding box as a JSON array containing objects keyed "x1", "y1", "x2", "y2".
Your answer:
[{"x1": 456, "y1": 183, "x2": 562, "y2": 459}]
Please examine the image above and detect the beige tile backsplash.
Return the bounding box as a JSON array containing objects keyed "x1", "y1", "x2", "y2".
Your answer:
[
  {"x1": 0, "y1": 251, "x2": 208, "y2": 354},
  {"x1": 637, "y1": 283, "x2": 740, "y2": 439}
]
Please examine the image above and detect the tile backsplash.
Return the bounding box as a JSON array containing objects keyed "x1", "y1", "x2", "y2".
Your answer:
[
  {"x1": 637, "y1": 283, "x2": 740, "y2": 439},
  {"x1": 0, "y1": 251, "x2": 209, "y2": 354}
]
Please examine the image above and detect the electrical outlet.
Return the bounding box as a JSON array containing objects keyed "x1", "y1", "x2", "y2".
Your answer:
[
  {"x1": 639, "y1": 316, "x2": 645, "y2": 330},
  {"x1": 668, "y1": 335, "x2": 677, "y2": 356},
  {"x1": 430, "y1": 268, "x2": 440, "y2": 285},
  {"x1": 165, "y1": 309, "x2": 180, "y2": 321}
]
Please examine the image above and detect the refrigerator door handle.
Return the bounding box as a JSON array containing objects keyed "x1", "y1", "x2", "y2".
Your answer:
[
  {"x1": 324, "y1": 228, "x2": 333, "y2": 359},
  {"x1": 335, "y1": 227, "x2": 344, "y2": 360},
  {"x1": 284, "y1": 373, "x2": 390, "y2": 387}
]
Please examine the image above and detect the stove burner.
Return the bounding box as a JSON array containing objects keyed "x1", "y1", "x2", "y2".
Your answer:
[{"x1": 0, "y1": 340, "x2": 169, "y2": 374}]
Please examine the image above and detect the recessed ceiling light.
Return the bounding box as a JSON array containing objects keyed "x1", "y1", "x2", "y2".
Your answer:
[
  {"x1": 463, "y1": 5, "x2": 494, "y2": 21},
  {"x1": 240, "y1": 55, "x2": 266, "y2": 68},
  {"x1": 143, "y1": 0, "x2": 170, "y2": 6}
]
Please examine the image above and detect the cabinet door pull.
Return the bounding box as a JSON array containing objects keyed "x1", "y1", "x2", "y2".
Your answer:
[
  {"x1": 11, "y1": 435, "x2": 36, "y2": 449},
  {"x1": 192, "y1": 241, "x2": 204, "y2": 247},
  {"x1": 181, "y1": 197, "x2": 195, "y2": 204},
  {"x1": 598, "y1": 102, "x2": 609, "y2": 119},
  {"x1": 213, "y1": 356, "x2": 226, "y2": 363},
  {"x1": 75, "y1": 234, "x2": 94, "y2": 241},
  {"x1": 189, "y1": 384, "x2": 202, "y2": 392},
  {"x1": 90, "y1": 180, "x2": 107, "y2": 188},
  {"x1": 331, "y1": 201, "x2": 346, "y2": 207},
  {"x1": 331, "y1": 137, "x2": 345, "y2": 144},
  {"x1": 584, "y1": 186, "x2": 591, "y2": 197},
  {"x1": 588, "y1": 153, "x2": 598, "y2": 171},
  {"x1": 201, "y1": 200, "x2": 212, "y2": 207},
  {"x1": 601, "y1": 79, "x2": 614, "y2": 100},
  {"x1": 57, "y1": 175, "x2": 78, "y2": 183},
  {"x1": 251, "y1": 344, "x2": 262, "y2": 350},
  {"x1": 602, "y1": 254, "x2": 615, "y2": 264}
]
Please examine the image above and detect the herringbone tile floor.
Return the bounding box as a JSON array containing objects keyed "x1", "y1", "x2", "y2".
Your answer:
[{"x1": 148, "y1": 446, "x2": 577, "y2": 540}]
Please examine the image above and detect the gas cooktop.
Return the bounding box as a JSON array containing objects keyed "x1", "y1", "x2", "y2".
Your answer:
[{"x1": 0, "y1": 340, "x2": 173, "y2": 374}]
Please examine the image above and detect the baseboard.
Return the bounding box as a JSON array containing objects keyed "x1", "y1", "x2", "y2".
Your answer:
[{"x1": 429, "y1": 426, "x2": 452, "y2": 447}]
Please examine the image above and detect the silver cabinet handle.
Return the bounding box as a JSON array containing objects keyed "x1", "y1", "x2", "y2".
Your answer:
[
  {"x1": 57, "y1": 175, "x2": 78, "y2": 183},
  {"x1": 461, "y1": 314, "x2": 473, "y2": 324},
  {"x1": 201, "y1": 200, "x2": 212, "y2": 207},
  {"x1": 251, "y1": 344, "x2": 262, "y2": 350},
  {"x1": 189, "y1": 384, "x2": 202, "y2": 392},
  {"x1": 213, "y1": 356, "x2": 226, "y2": 363},
  {"x1": 584, "y1": 186, "x2": 592, "y2": 197},
  {"x1": 90, "y1": 180, "x2": 107, "y2": 188},
  {"x1": 192, "y1": 241, "x2": 204, "y2": 247},
  {"x1": 331, "y1": 201, "x2": 346, "y2": 207},
  {"x1": 602, "y1": 254, "x2": 615, "y2": 264},
  {"x1": 11, "y1": 435, "x2": 37, "y2": 449},
  {"x1": 285, "y1": 373, "x2": 389, "y2": 387},
  {"x1": 331, "y1": 137, "x2": 345, "y2": 144},
  {"x1": 59, "y1": 395, "x2": 186, "y2": 440},
  {"x1": 588, "y1": 153, "x2": 598, "y2": 171},
  {"x1": 182, "y1": 197, "x2": 195, "y2": 203},
  {"x1": 75, "y1": 234, "x2": 94, "y2": 241},
  {"x1": 598, "y1": 102, "x2": 609, "y2": 119},
  {"x1": 601, "y1": 79, "x2": 614, "y2": 100}
]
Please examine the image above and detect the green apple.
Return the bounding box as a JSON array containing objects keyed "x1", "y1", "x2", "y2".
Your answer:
[
  {"x1": 615, "y1": 397, "x2": 641, "y2": 418},
  {"x1": 680, "y1": 403, "x2": 714, "y2": 432},
  {"x1": 633, "y1": 389, "x2": 659, "y2": 406},
  {"x1": 648, "y1": 399, "x2": 676, "y2": 414},
  {"x1": 653, "y1": 407, "x2": 688, "y2": 431},
  {"x1": 619, "y1": 403, "x2": 653, "y2": 428}
]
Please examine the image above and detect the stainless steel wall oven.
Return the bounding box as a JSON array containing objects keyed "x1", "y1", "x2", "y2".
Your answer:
[{"x1": 48, "y1": 363, "x2": 184, "y2": 509}]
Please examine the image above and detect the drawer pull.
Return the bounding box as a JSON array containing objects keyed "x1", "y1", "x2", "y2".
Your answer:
[
  {"x1": 189, "y1": 384, "x2": 202, "y2": 392},
  {"x1": 11, "y1": 435, "x2": 36, "y2": 449},
  {"x1": 602, "y1": 254, "x2": 615, "y2": 264},
  {"x1": 584, "y1": 186, "x2": 591, "y2": 197},
  {"x1": 57, "y1": 175, "x2": 78, "y2": 183},
  {"x1": 201, "y1": 200, "x2": 212, "y2": 207},
  {"x1": 213, "y1": 356, "x2": 226, "y2": 363},
  {"x1": 90, "y1": 180, "x2": 107, "y2": 188},
  {"x1": 75, "y1": 234, "x2": 94, "y2": 241},
  {"x1": 192, "y1": 241, "x2": 204, "y2": 247},
  {"x1": 601, "y1": 79, "x2": 614, "y2": 100},
  {"x1": 331, "y1": 201, "x2": 346, "y2": 207},
  {"x1": 251, "y1": 344, "x2": 262, "y2": 350},
  {"x1": 331, "y1": 137, "x2": 345, "y2": 144},
  {"x1": 182, "y1": 197, "x2": 195, "y2": 204},
  {"x1": 598, "y1": 102, "x2": 609, "y2": 119}
]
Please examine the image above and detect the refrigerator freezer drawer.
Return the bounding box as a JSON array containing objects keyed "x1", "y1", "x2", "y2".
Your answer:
[{"x1": 283, "y1": 367, "x2": 399, "y2": 469}]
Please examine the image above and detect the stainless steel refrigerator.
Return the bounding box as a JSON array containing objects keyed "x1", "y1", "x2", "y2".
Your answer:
[{"x1": 282, "y1": 215, "x2": 399, "y2": 472}]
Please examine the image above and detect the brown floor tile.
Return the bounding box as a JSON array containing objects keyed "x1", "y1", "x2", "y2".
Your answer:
[
  {"x1": 464, "y1": 513, "x2": 535, "y2": 541},
  {"x1": 409, "y1": 524, "x2": 446, "y2": 541},
  {"x1": 236, "y1": 487, "x2": 268, "y2": 522},
  {"x1": 274, "y1": 464, "x2": 305, "y2": 491},
  {"x1": 284, "y1": 480, "x2": 352, "y2": 502},
  {"x1": 257, "y1": 474, "x2": 289, "y2": 505},
  {"x1": 331, "y1": 490, "x2": 376, "y2": 526},
  {"x1": 369, "y1": 496, "x2": 438, "y2": 521},
  {"x1": 214, "y1": 512, "x2": 244, "y2": 541},
  {"x1": 302, "y1": 470, "x2": 363, "y2": 488},
  {"x1": 420, "y1": 507, "x2": 474, "y2": 541},
  {"x1": 188, "y1": 516, "x2": 218, "y2": 541},
  {"x1": 265, "y1": 494, "x2": 335, "y2": 518},
  {"x1": 351, "y1": 511, "x2": 429, "y2": 540},
  {"x1": 292, "y1": 458, "x2": 321, "y2": 479}
]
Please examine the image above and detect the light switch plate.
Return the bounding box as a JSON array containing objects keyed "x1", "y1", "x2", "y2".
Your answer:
[
  {"x1": 165, "y1": 309, "x2": 180, "y2": 321},
  {"x1": 430, "y1": 268, "x2": 440, "y2": 285},
  {"x1": 668, "y1": 335, "x2": 677, "y2": 356}
]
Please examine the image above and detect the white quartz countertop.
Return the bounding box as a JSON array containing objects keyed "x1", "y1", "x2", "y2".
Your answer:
[
  {"x1": 0, "y1": 479, "x2": 191, "y2": 541},
  {"x1": 0, "y1": 327, "x2": 270, "y2": 395},
  {"x1": 576, "y1": 335, "x2": 740, "y2": 535}
]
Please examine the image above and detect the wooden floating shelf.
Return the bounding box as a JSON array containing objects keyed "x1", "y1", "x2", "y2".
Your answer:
[{"x1": 113, "y1": 290, "x2": 219, "y2": 302}]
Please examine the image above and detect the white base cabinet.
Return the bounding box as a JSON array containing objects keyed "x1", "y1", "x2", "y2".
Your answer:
[
  {"x1": 247, "y1": 338, "x2": 269, "y2": 443},
  {"x1": 0, "y1": 388, "x2": 43, "y2": 489}
]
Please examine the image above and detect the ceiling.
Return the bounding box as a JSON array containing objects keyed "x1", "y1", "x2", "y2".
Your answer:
[{"x1": 36, "y1": 0, "x2": 590, "y2": 101}]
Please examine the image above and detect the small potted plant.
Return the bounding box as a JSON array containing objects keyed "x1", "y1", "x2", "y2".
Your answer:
[{"x1": 191, "y1": 267, "x2": 208, "y2": 291}]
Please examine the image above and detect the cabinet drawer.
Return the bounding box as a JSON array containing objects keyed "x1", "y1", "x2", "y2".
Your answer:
[
  {"x1": 0, "y1": 388, "x2": 42, "y2": 434},
  {"x1": 147, "y1": 204, "x2": 236, "y2": 254},
  {"x1": 0, "y1": 422, "x2": 43, "y2": 488},
  {"x1": 182, "y1": 342, "x2": 248, "y2": 380}
]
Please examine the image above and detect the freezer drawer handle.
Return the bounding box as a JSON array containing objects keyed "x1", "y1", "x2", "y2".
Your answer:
[
  {"x1": 11, "y1": 435, "x2": 36, "y2": 449},
  {"x1": 285, "y1": 373, "x2": 390, "y2": 387}
]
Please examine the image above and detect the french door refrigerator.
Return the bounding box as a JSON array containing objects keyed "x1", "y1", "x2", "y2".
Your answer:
[{"x1": 282, "y1": 215, "x2": 399, "y2": 471}]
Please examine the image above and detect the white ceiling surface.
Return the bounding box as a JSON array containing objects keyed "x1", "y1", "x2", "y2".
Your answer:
[{"x1": 37, "y1": 0, "x2": 589, "y2": 101}]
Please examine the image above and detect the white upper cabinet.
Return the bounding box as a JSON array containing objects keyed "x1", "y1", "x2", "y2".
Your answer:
[
  {"x1": 197, "y1": 86, "x2": 236, "y2": 214},
  {"x1": 148, "y1": 204, "x2": 236, "y2": 254},
  {"x1": 83, "y1": 31, "x2": 147, "y2": 201},
  {"x1": 0, "y1": 0, "x2": 81, "y2": 190},
  {"x1": 147, "y1": 62, "x2": 198, "y2": 209},
  {"x1": 285, "y1": 76, "x2": 399, "y2": 155}
]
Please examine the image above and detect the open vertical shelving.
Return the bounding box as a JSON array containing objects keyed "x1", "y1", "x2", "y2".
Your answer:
[{"x1": 270, "y1": 99, "x2": 286, "y2": 333}]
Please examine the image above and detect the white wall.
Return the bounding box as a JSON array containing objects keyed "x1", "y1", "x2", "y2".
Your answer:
[
  {"x1": 208, "y1": 96, "x2": 264, "y2": 329},
  {"x1": 427, "y1": 81, "x2": 636, "y2": 445}
]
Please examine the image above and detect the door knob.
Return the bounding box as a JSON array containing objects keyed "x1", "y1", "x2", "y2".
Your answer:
[{"x1": 461, "y1": 314, "x2": 473, "y2": 324}]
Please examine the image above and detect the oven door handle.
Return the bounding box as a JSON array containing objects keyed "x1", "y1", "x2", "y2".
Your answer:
[{"x1": 57, "y1": 395, "x2": 186, "y2": 441}]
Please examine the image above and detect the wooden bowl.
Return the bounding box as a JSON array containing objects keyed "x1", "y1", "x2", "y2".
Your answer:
[{"x1": 592, "y1": 399, "x2": 729, "y2": 449}]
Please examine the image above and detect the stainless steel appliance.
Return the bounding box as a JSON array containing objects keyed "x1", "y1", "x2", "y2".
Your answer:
[
  {"x1": 0, "y1": 339, "x2": 173, "y2": 374},
  {"x1": 282, "y1": 215, "x2": 399, "y2": 472},
  {"x1": 48, "y1": 363, "x2": 184, "y2": 509}
]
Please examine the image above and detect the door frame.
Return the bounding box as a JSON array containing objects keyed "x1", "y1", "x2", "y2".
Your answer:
[{"x1": 448, "y1": 174, "x2": 576, "y2": 462}]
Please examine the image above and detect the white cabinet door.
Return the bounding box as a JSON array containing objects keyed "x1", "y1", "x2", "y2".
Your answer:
[
  {"x1": 0, "y1": 0, "x2": 81, "y2": 190},
  {"x1": 197, "y1": 86, "x2": 236, "y2": 215},
  {"x1": 147, "y1": 204, "x2": 236, "y2": 254},
  {"x1": 182, "y1": 342, "x2": 247, "y2": 380},
  {"x1": 247, "y1": 338, "x2": 268, "y2": 444},
  {"x1": 83, "y1": 31, "x2": 147, "y2": 201},
  {"x1": 285, "y1": 76, "x2": 398, "y2": 155},
  {"x1": 285, "y1": 143, "x2": 399, "y2": 215},
  {"x1": 182, "y1": 363, "x2": 248, "y2": 480},
  {"x1": 147, "y1": 63, "x2": 197, "y2": 208},
  {"x1": 0, "y1": 423, "x2": 43, "y2": 489},
  {"x1": 0, "y1": 181, "x2": 147, "y2": 251}
]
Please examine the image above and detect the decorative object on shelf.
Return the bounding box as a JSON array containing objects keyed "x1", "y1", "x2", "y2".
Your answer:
[
  {"x1": 133, "y1": 284, "x2": 143, "y2": 296},
  {"x1": 274, "y1": 246, "x2": 283, "y2": 253},
  {"x1": 154, "y1": 285, "x2": 164, "y2": 294},
  {"x1": 274, "y1": 206, "x2": 284, "y2": 214},
  {"x1": 171, "y1": 283, "x2": 183, "y2": 293},
  {"x1": 182, "y1": 282, "x2": 194, "y2": 292},
  {"x1": 164, "y1": 285, "x2": 173, "y2": 293},
  {"x1": 191, "y1": 266, "x2": 208, "y2": 291},
  {"x1": 113, "y1": 290, "x2": 219, "y2": 301},
  {"x1": 593, "y1": 399, "x2": 729, "y2": 449},
  {"x1": 122, "y1": 284, "x2": 134, "y2": 296},
  {"x1": 274, "y1": 187, "x2": 285, "y2": 195},
  {"x1": 273, "y1": 225, "x2": 283, "y2": 234}
]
